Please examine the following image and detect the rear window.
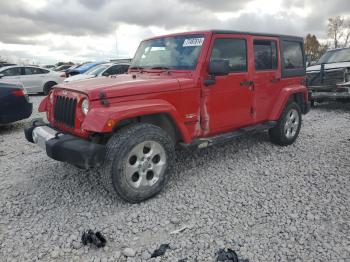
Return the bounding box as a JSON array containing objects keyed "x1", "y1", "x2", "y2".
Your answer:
[
  {"x1": 24, "y1": 67, "x2": 49, "y2": 75},
  {"x1": 282, "y1": 41, "x2": 304, "y2": 69},
  {"x1": 280, "y1": 39, "x2": 305, "y2": 77}
]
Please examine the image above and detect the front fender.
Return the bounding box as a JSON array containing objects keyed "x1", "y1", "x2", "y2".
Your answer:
[
  {"x1": 81, "y1": 99, "x2": 192, "y2": 143},
  {"x1": 269, "y1": 85, "x2": 308, "y2": 120}
]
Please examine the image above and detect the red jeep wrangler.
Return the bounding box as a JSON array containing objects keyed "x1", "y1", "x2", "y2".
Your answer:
[{"x1": 25, "y1": 30, "x2": 310, "y2": 203}]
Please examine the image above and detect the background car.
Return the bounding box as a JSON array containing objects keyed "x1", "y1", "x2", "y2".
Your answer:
[
  {"x1": 43, "y1": 65, "x2": 56, "y2": 69},
  {"x1": 0, "y1": 82, "x2": 32, "y2": 124},
  {"x1": 53, "y1": 64, "x2": 74, "y2": 72},
  {"x1": 307, "y1": 47, "x2": 350, "y2": 104},
  {"x1": 64, "y1": 62, "x2": 130, "y2": 83},
  {"x1": 65, "y1": 61, "x2": 106, "y2": 77},
  {"x1": 0, "y1": 62, "x2": 16, "y2": 68},
  {"x1": 0, "y1": 65, "x2": 65, "y2": 94}
]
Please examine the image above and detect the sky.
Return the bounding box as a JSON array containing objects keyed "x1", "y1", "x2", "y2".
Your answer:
[{"x1": 0, "y1": 0, "x2": 349, "y2": 64}]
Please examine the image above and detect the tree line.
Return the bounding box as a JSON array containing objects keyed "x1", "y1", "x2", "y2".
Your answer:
[{"x1": 305, "y1": 16, "x2": 350, "y2": 63}]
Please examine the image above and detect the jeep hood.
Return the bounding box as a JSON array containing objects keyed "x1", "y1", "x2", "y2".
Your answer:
[
  {"x1": 307, "y1": 61, "x2": 350, "y2": 72},
  {"x1": 56, "y1": 74, "x2": 182, "y2": 100}
]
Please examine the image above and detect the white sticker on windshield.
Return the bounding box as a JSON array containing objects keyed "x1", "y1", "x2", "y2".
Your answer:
[{"x1": 183, "y1": 38, "x2": 204, "y2": 47}]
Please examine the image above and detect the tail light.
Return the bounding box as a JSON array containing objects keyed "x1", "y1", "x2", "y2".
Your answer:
[
  {"x1": 12, "y1": 88, "x2": 30, "y2": 102},
  {"x1": 12, "y1": 89, "x2": 25, "y2": 96},
  {"x1": 60, "y1": 73, "x2": 66, "y2": 78}
]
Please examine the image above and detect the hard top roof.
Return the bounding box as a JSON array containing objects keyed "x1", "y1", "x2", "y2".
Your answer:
[
  {"x1": 211, "y1": 29, "x2": 303, "y2": 41},
  {"x1": 144, "y1": 30, "x2": 303, "y2": 41}
]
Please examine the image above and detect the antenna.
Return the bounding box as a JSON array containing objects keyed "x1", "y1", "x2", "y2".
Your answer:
[{"x1": 115, "y1": 30, "x2": 118, "y2": 59}]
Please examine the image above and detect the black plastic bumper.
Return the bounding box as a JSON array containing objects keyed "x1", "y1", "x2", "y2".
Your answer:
[
  {"x1": 24, "y1": 121, "x2": 106, "y2": 169},
  {"x1": 310, "y1": 91, "x2": 350, "y2": 100}
]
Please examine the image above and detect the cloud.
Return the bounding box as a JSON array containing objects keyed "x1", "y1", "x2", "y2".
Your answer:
[
  {"x1": 0, "y1": 0, "x2": 349, "y2": 63},
  {"x1": 182, "y1": 0, "x2": 249, "y2": 11}
]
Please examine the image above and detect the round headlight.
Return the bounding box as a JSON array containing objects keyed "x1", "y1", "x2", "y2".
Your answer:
[{"x1": 81, "y1": 98, "x2": 89, "y2": 115}]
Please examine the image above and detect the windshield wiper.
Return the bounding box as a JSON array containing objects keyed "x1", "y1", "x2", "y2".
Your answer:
[
  {"x1": 150, "y1": 66, "x2": 170, "y2": 70},
  {"x1": 129, "y1": 66, "x2": 144, "y2": 70}
]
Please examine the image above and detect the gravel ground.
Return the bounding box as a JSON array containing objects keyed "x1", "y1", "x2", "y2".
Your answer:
[{"x1": 0, "y1": 96, "x2": 349, "y2": 262}]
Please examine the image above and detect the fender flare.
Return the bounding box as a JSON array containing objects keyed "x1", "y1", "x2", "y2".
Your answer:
[
  {"x1": 269, "y1": 85, "x2": 308, "y2": 120},
  {"x1": 38, "y1": 96, "x2": 49, "y2": 112},
  {"x1": 82, "y1": 99, "x2": 192, "y2": 143}
]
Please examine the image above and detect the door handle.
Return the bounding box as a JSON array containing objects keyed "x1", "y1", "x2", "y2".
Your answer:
[
  {"x1": 270, "y1": 77, "x2": 280, "y2": 83},
  {"x1": 240, "y1": 80, "x2": 254, "y2": 86},
  {"x1": 204, "y1": 78, "x2": 216, "y2": 87}
]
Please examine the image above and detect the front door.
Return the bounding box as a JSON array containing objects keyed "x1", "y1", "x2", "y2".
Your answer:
[
  {"x1": 0, "y1": 67, "x2": 22, "y2": 84},
  {"x1": 202, "y1": 34, "x2": 254, "y2": 135}
]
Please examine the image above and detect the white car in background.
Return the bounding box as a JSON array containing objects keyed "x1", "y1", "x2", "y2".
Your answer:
[
  {"x1": 64, "y1": 62, "x2": 130, "y2": 83},
  {"x1": 0, "y1": 65, "x2": 65, "y2": 94}
]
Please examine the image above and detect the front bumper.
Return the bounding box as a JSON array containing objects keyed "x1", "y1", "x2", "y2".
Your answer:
[
  {"x1": 310, "y1": 91, "x2": 350, "y2": 100},
  {"x1": 308, "y1": 83, "x2": 350, "y2": 101},
  {"x1": 24, "y1": 120, "x2": 106, "y2": 169}
]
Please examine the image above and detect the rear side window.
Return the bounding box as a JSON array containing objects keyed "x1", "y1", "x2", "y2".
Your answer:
[
  {"x1": 2, "y1": 67, "x2": 21, "y2": 76},
  {"x1": 210, "y1": 38, "x2": 247, "y2": 72},
  {"x1": 253, "y1": 40, "x2": 278, "y2": 70},
  {"x1": 24, "y1": 67, "x2": 49, "y2": 75},
  {"x1": 282, "y1": 41, "x2": 304, "y2": 69}
]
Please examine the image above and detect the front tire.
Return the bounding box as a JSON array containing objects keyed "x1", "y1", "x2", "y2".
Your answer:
[
  {"x1": 269, "y1": 101, "x2": 302, "y2": 146},
  {"x1": 100, "y1": 123, "x2": 175, "y2": 203}
]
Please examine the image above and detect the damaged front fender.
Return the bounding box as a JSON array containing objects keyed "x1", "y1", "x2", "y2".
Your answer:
[{"x1": 81, "y1": 99, "x2": 193, "y2": 143}]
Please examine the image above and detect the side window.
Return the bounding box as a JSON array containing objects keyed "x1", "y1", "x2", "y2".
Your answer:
[
  {"x1": 103, "y1": 65, "x2": 118, "y2": 76},
  {"x1": 104, "y1": 65, "x2": 129, "y2": 76},
  {"x1": 282, "y1": 41, "x2": 304, "y2": 69},
  {"x1": 24, "y1": 67, "x2": 35, "y2": 75},
  {"x1": 253, "y1": 40, "x2": 278, "y2": 70},
  {"x1": 210, "y1": 38, "x2": 247, "y2": 72},
  {"x1": 38, "y1": 68, "x2": 50, "y2": 74},
  {"x1": 24, "y1": 67, "x2": 48, "y2": 75},
  {"x1": 2, "y1": 67, "x2": 21, "y2": 76}
]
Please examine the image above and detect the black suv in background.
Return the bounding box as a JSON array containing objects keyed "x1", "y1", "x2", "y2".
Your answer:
[{"x1": 306, "y1": 48, "x2": 350, "y2": 104}]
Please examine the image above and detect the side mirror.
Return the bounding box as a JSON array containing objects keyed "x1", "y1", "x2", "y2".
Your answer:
[
  {"x1": 0, "y1": 74, "x2": 4, "y2": 79},
  {"x1": 208, "y1": 59, "x2": 230, "y2": 76}
]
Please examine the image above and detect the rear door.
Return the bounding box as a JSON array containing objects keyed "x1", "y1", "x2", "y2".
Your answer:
[
  {"x1": 251, "y1": 36, "x2": 282, "y2": 122},
  {"x1": 21, "y1": 67, "x2": 47, "y2": 93},
  {"x1": 202, "y1": 34, "x2": 254, "y2": 135}
]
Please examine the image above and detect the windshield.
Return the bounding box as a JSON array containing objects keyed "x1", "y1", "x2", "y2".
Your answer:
[
  {"x1": 85, "y1": 64, "x2": 109, "y2": 75},
  {"x1": 131, "y1": 34, "x2": 205, "y2": 70},
  {"x1": 317, "y1": 48, "x2": 350, "y2": 64}
]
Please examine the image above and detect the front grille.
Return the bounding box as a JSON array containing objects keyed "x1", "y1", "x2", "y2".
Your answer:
[
  {"x1": 54, "y1": 95, "x2": 77, "y2": 127},
  {"x1": 307, "y1": 69, "x2": 345, "y2": 86}
]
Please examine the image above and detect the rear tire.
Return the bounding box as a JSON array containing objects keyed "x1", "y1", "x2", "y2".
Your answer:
[
  {"x1": 100, "y1": 123, "x2": 175, "y2": 203},
  {"x1": 269, "y1": 101, "x2": 302, "y2": 146},
  {"x1": 43, "y1": 81, "x2": 57, "y2": 95}
]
